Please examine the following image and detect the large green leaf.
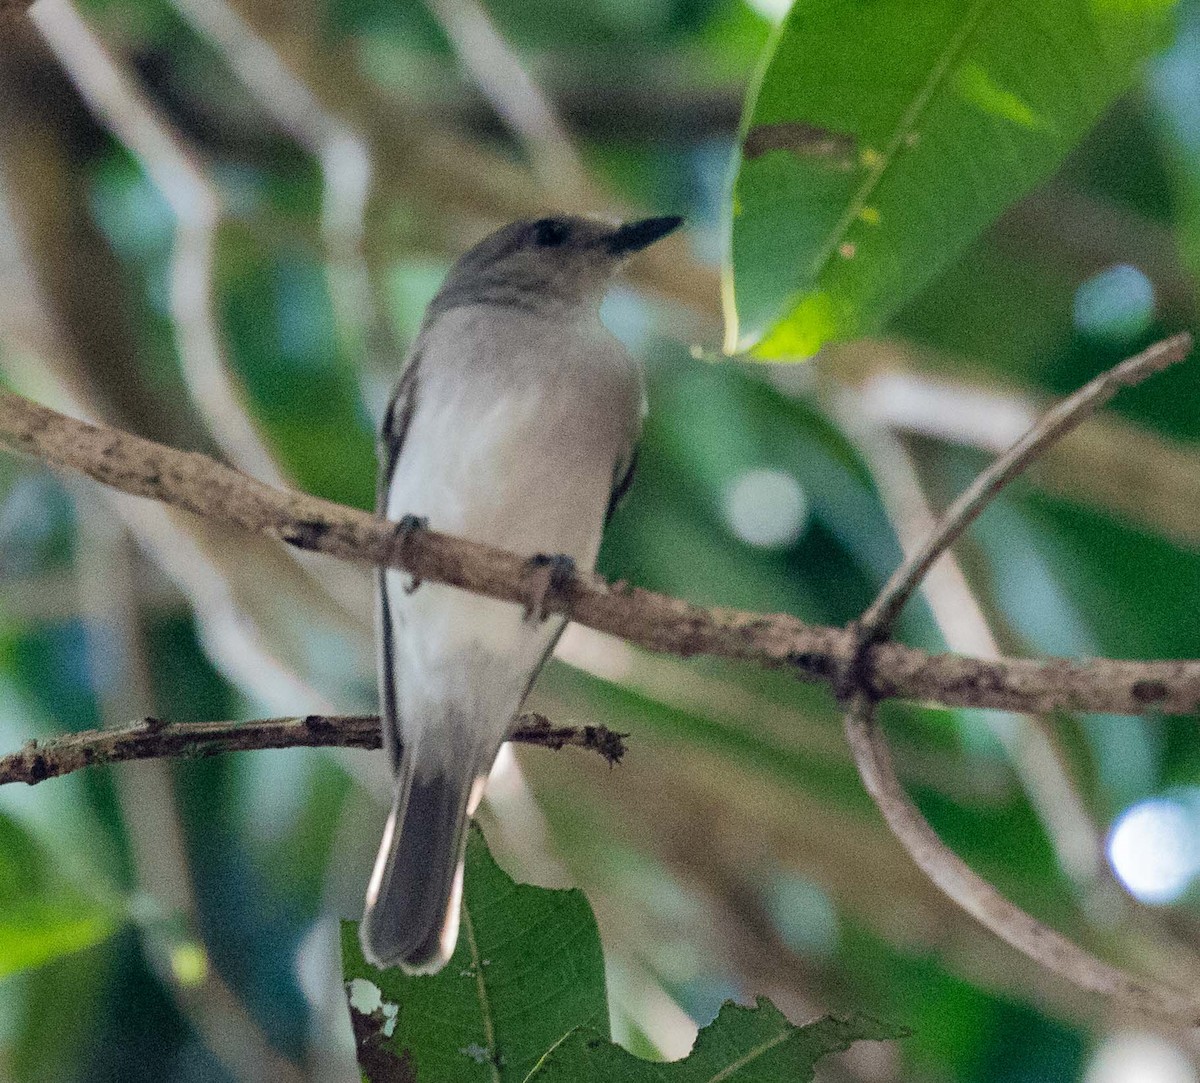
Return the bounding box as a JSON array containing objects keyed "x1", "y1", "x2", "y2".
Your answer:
[
  {"x1": 725, "y1": 0, "x2": 1179, "y2": 359},
  {"x1": 524, "y1": 1000, "x2": 908, "y2": 1082},
  {"x1": 341, "y1": 825, "x2": 609, "y2": 1082},
  {"x1": 343, "y1": 828, "x2": 908, "y2": 1082}
]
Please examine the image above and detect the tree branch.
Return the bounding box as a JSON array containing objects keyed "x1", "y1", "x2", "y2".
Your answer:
[
  {"x1": 842, "y1": 331, "x2": 1200, "y2": 1026},
  {"x1": 0, "y1": 283, "x2": 1194, "y2": 1023},
  {"x1": 844, "y1": 697, "x2": 1200, "y2": 1025},
  {"x1": 2, "y1": 378, "x2": 1200, "y2": 718},
  {"x1": 0, "y1": 712, "x2": 627, "y2": 787},
  {"x1": 31, "y1": 0, "x2": 288, "y2": 487},
  {"x1": 862, "y1": 333, "x2": 1194, "y2": 632}
]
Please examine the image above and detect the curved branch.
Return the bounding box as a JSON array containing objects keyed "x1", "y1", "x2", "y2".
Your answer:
[
  {"x1": 0, "y1": 712, "x2": 626, "y2": 787},
  {"x1": 31, "y1": 0, "x2": 288, "y2": 487},
  {"x1": 2, "y1": 385, "x2": 1200, "y2": 717},
  {"x1": 844, "y1": 697, "x2": 1200, "y2": 1024},
  {"x1": 843, "y1": 331, "x2": 1200, "y2": 1026},
  {"x1": 863, "y1": 333, "x2": 1193, "y2": 631}
]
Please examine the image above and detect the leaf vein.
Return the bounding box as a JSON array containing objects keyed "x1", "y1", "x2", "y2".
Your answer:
[
  {"x1": 805, "y1": 0, "x2": 997, "y2": 284},
  {"x1": 462, "y1": 902, "x2": 502, "y2": 1083},
  {"x1": 705, "y1": 1028, "x2": 792, "y2": 1083}
]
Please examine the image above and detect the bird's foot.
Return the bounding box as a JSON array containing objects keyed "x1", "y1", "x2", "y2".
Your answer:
[
  {"x1": 392, "y1": 514, "x2": 429, "y2": 594},
  {"x1": 394, "y1": 513, "x2": 429, "y2": 540},
  {"x1": 522, "y1": 553, "x2": 576, "y2": 623}
]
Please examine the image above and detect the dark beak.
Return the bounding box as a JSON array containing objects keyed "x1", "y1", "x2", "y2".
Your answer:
[{"x1": 607, "y1": 215, "x2": 684, "y2": 256}]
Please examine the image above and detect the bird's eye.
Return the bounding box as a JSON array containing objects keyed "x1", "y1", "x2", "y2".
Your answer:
[{"x1": 533, "y1": 219, "x2": 569, "y2": 247}]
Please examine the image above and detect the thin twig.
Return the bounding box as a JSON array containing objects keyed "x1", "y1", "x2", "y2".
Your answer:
[
  {"x1": 843, "y1": 331, "x2": 1200, "y2": 1026},
  {"x1": 862, "y1": 333, "x2": 1193, "y2": 632},
  {"x1": 2, "y1": 386, "x2": 1200, "y2": 717},
  {"x1": 164, "y1": 0, "x2": 378, "y2": 362},
  {"x1": 823, "y1": 341, "x2": 1200, "y2": 548},
  {"x1": 0, "y1": 712, "x2": 627, "y2": 787},
  {"x1": 843, "y1": 696, "x2": 1200, "y2": 1024},
  {"x1": 823, "y1": 378, "x2": 1102, "y2": 890},
  {"x1": 424, "y1": 0, "x2": 589, "y2": 196},
  {"x1": 30, "y1": 0, "x2": 287, "y2": 487}
]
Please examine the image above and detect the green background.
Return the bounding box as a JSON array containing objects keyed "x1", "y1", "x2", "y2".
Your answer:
[{"x1": 1, "y1": 0, "x2": 1200, "y2": 1079}]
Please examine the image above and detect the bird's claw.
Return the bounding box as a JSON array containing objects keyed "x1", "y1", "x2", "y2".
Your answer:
[
  {"x1": 522, "y1": 553, "x2": 576, "y2": 622},
  {"x1": 392, "y1": 514, "x2": 429, "y2": 594},
  {"x1": 395, "y1": 513, "x2": 429, "y2": 540}
]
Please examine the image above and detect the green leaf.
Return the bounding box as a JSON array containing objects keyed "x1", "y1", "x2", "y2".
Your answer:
[
  {"x1": 341, "y1": 825, "x2": 609, "y2": 1082},
  {"x1": 725, "y1": 0, "x2": 1179, "y2": 358},
  {"x1": 0, "y1": 812, "x2": 119, "y2": 978},
  {"x1": 524, "y1": 1000, "x2": 910, "y2": 1081},
  {"x1": 343, "y1": 829, "x2": 909, "y2": 1083}
]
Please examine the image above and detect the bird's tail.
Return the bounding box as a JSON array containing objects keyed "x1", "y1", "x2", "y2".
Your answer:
[{"x1": 359, "y1": 734, "x2": 488, "y2": 974}]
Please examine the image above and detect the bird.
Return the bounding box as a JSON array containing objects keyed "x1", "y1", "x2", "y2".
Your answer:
[{"x1": 360, "y1": 212, "x2": 683, "y2": 973}]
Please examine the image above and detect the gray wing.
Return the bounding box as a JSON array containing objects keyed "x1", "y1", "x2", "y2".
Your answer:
[
  {"x1": 376, "y1": 350, "x2": 420, "y2": 770},
  {"x1": 376, "y1": 352, "x2": 420, "y2": 514},
  {"x1": 605, "y1": 444, "x2": 639, "y2": 525}
]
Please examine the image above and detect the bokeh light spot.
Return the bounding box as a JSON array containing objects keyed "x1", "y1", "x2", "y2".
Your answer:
[
  {"x1": 767, "y1": 874, "x2": 839, "y2": 957},
  {"x1": 1085, "y1": 1032, "x2": 1197, "y2": 1083},
  {"x1": 169, "y1": 942, "x2": 209, "y2": 988},
  {"x1": 1073, "y1": 264, "x2": 1155, "y2": 341},
  {"x1": 723, "y1": 469, "x2": 808, "y2": 549},
  {"x1": 1107, "y1": 796, "x2": 1200, "y2": 905}
]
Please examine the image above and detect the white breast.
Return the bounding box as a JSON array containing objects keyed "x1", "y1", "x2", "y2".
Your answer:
[
  {"x1": 387, "y1": 305, "x2": 639, "y2": 557},
  {"x1": 382, "y1": 304, "x2": 642, "y2": 752}
]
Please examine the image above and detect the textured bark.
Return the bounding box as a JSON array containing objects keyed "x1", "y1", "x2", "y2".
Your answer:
[
  {"x1": 0, "y1": 712, "x2": 626, "y2": 786},
  {"x1": 2, "y1": 389, "x2": 1199, "y2": 718}
]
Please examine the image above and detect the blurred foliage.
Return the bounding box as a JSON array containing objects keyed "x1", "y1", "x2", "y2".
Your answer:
[
  {"x1": 0, "y1": 0, "x2": 1199, "y2": 1081},
  {"x1": 0, "y1": 813, "x2": 118, "y2": 980}
]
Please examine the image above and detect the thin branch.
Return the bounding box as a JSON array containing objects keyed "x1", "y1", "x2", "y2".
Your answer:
[
  {"x1": 163, "y1": 0, "x2": 378, "y2": 361},
  {"x1": 30, "y1": 0, "x2": 288, "y2": 487},
  {"x1": 843, "y1": 331, "x2": 1200, "y2": 1026},
  {"x1": 862, "y1": 333, "x2": 1193, "y2": 632},
  {"x1": 822, "y1": 378, "x2": 1102, "y2": 890},
  {"x1": 424, "y1": 0, "x2": 589, "y2": 196},
  {"x1": 0, "y1": 37, "x2": 367, "y2": 713},
  {"x1": 815, "y1": 340, "x2": 1200, "y2": 548},
  {"x1": 843, "y1": 697, "x2": 1200, "y2": 1025},
  {"x1": 3, "y1": 382, "x2": 1200, "y2": 717},
  {"x1": 0, "y1": 712, "x2": 627, "y2": 787}
]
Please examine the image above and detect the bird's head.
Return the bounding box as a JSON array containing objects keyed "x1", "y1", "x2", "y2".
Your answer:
[{"x1": 428, "y1": 214, "x2": 683, "y2": 319}]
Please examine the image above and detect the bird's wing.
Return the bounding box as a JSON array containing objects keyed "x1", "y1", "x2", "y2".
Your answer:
[
  {"x1": 376, "y1": 351, "x2": 421, "y2": 514},
  {"x1": 605, "y1": 443, "x2": 639, "y2": 525},
  {"x1": 376, "y1": 349, "x2": 421, "y2": 769}
]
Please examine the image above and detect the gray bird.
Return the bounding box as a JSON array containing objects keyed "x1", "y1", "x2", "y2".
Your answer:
[{"x1": 360, "y1": 213, "x2": 682, "y2": 973}]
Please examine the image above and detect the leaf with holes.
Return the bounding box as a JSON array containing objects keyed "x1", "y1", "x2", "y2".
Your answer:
[
  {"x1": 724, "y1": 0, "x2": 1179, "y2": 359},
  {"x1": 343, "y1": 828, "x2": 909, "y2": 1082},
  {"x1": 523, "y1": 1000, "x2": 909, "y2": 1081},
  {"x1": 341, "y1": 825, "x2": 609, "y2": 1082}
]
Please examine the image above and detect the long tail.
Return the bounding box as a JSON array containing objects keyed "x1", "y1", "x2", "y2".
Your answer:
[{"x1": 359, "y1": 741, "x2": 482, "y2": 974}]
